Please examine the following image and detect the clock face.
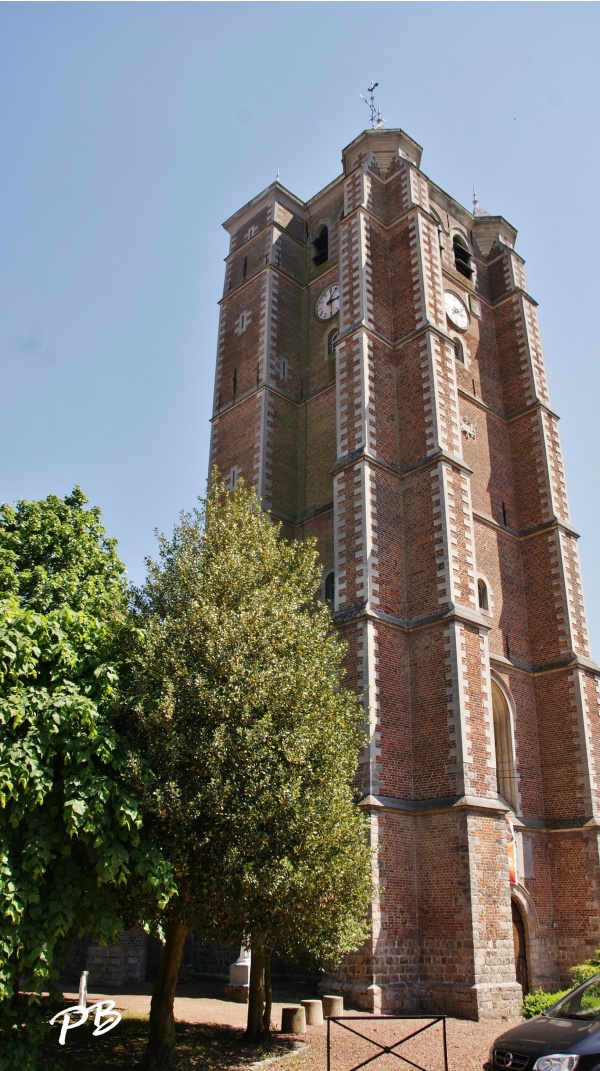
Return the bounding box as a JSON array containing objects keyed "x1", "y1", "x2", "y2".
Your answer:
[
  {"x1": 316, "y1": 284, "x2": 339, "y2": 321},
  {"x1": 444, "y1": 291, "x2": 469, "y2": 331}
]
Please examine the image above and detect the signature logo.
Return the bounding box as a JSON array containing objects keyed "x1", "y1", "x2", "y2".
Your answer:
[{"x1": 49, "y1": 1000, "x2": 122, "y2": 1045}]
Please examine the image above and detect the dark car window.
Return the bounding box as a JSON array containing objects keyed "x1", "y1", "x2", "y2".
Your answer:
[{"x1": 548, "y1": 977, "x2": 600, "y2": 1020}]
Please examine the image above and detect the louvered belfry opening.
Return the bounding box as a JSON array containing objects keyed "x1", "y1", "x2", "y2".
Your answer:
[{"x1": 312, "y1": 225, "x2": 328, "y2": 265}]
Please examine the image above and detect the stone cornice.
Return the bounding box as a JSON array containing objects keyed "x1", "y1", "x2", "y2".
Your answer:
[
  {"x1": 219, "y1": 261, "x2": 306, "y2": 305},
  {"x1": 296, "y1": 501, "x2": 334, "y2": 526},
  {"x1": 333, "y1": 600, "x2": 491, "y2": 635},
  {"x1": 335, "y1": 314, "x2": 474, "y2": 356},
  {"x1": 517, "y1": 815, "x2": 600, "y2": 833},
  {"x1": 472, "y1": 508, "x2": 580, "y2": 544},
  {"x1": 457, "y1": 388, "x2": 561, "y2": 427},
  {"x1": 341, "y1": 127, "x2": 423, "y2": 173},
  {"x1": 504, "y1": 398, "x2": 560, "y2": 423},
  {"x1": 224, "y1": 218, "x2": 307, "y2": 262},
  {"x1": 359, "y1": 792, "x2": 507, "y2": 818},
  {"x1": 491, "y1": 286, "x2": 539, "y2": 310},
  {"x1": 486, "y1": 249, "x2": 525, "y2": 271},
  {"x1": 360, "y1": 793, "x2": 600, "y2": 831},
  {"x1": 221, "y1": 257, "x2": 344, "y2": 305},
  {"x1": 332, "y1": 445, "x2": 474, "y2": 481},
  {"x1": 332, "y1": 604, "x2": 600, "y2": 676},
  {"x1": 222, "y1": 180, "x2": 306, "y2": 233},
  {"x1": 210, "y1": 377, "x2": 337, "y2": 423},
  {"x1": 490, "y1": 651, "x2": 600, "y2": 678}
]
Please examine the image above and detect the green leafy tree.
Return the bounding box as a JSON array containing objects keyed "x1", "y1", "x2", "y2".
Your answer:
[
  {"x1": 0, "y1": 490, "x2": 173, "y2": 1071},
  {"x1": 129, "y1": 474, "x2": 373, "y2": 1066},
  {"x1": 0, "y1": 487, "x2": 126, "y2": 617}
]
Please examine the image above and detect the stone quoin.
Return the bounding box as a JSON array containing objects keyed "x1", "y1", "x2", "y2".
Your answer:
[{"x1": 209, "y1": 125, "x2": 600, "y2": 1021}]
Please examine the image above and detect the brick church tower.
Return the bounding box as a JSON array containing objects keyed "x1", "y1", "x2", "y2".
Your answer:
[{"x1": 209, "y1": 126, "x2": 600, "y2": 1019}]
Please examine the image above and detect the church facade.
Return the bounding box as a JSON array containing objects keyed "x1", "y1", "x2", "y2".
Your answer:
[{"x1": 209, "y1": 126, "x2": 600, "y2": 1020}]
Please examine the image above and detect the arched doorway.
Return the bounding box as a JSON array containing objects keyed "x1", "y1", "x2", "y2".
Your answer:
[{"x1": 512, "y1": 899, "x2": 529, "y2": 995}]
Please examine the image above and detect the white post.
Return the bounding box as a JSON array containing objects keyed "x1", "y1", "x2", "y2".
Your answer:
[
  {"x1": 224, "y1": 947, "x2": 251, "y2": 1002},
  {"x1": 78, "y1": 970, "x2": 89, "y2": 1008}
]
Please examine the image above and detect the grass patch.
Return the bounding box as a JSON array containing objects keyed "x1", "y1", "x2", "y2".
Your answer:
[{"x1": 42, "y1": 1013, "x2": 297, "y2": 1070}]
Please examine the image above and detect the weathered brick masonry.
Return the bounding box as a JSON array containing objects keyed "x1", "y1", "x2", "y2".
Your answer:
[{"x1": 210, "y1": 127, "x2": 600, "y2": 1019}]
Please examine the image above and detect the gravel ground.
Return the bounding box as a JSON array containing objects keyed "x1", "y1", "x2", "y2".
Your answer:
[
  {"x1": 61, "y1": 984, "x2": 518, "y2": 1071},
  {"x1": 289, "y1": 1016, "x2": 515, "y2": 1071}
]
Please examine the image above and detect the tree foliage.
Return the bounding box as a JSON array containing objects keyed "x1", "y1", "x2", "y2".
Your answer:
[
  {"x1": 130, "y1": 474, "x2": 373, "y2": 1061},
  {"x1": 0, "y1": 490, "x2": 173, "y2": 1071},
  {"x1": 0, "y1": 487, "x2": 126, "y2": 617}
]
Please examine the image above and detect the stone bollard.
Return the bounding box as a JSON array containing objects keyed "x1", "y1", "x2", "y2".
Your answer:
[
  {"x1": 301, "y1": 999, "x2": 324, "y2": 1026},
  {"x1": 280, "y1": 1005, "x2": 306, "y2": 1035},
  {"x1": 322, "y1": 994, "x2": 344, "y2": 1018}
]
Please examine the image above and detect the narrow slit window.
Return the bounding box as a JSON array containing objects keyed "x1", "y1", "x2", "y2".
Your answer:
[
  {"x1": 453, "y1": 339, "x2": 464, "y2": 363},
  {"x1": 324, "y1": 571, "x2": 335, "y2": 606},
  {"x1": 226, "y1": 465, "x2": 242, "y2": 492},
  {"x1": 328, "y1": 329, "x2": 339, "y2": 355},
  {"x1": 234, "y1": 309, "x2": 250, "y2": 335}
]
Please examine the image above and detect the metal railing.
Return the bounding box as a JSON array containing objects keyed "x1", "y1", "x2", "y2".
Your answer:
[{"x1": 326, "y1": 1015, "x2": 448, "y2": 1071}]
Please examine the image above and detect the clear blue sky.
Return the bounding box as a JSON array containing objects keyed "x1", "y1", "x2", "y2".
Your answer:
[{"x1": 1, "y1": 2, "x2": 600, "y2": 650}]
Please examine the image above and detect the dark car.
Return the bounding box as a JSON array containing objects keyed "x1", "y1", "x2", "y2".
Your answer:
[{"x1": 484, "y1": 974, "x2": 600, "y2": 1071}]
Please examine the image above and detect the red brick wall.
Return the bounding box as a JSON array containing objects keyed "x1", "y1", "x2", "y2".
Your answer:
[{"x1": 303, "y1": 387, "x2": 336, "y2": 515}]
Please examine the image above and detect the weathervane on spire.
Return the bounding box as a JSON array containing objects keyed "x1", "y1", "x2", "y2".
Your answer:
[
  {"x1": 472, "y1": 187, "x2": 489, "y2": 218},
  {"x1": 359, "y1": 82, "x2": 385, "y2": 129}
]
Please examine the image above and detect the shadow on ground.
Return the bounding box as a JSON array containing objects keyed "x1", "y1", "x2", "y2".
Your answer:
[{"x1": 43, "y1": 1014, "x2": 298, "y2": 1070}]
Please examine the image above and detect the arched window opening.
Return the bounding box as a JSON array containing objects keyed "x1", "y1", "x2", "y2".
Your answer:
[
  {"x1": 492, "y1": 681, "x2": 518, "y2": 811},
  {"x1": 453, "y1": 234, "x2": 474, "y2": 280},
  {"x1": 328, "y1": 329, "x2": 339, "y2": 355},
  {"x1": 453, "y1": 339, "x2": 464, "y2": 363},
  {"x1": 478, "y1": 578, "x2": 489, "y2": 611},
  {"x1": 313, "y1": 226, "x2": 329, "y2": 266},
  {"x1": 324, "y1": 571, "x2": 335, "y2": 606}
]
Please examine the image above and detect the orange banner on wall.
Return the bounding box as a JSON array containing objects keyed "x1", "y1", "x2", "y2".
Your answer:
[{"x1": 506, "y1": 817, "x2": 517, "y2": 885}]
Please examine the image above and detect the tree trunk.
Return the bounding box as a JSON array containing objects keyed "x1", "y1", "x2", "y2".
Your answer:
[
  {"x1": 262, "y1": 947, "x2": 273, "y2": 1037},
  {"x1": 142, "y1": 917, "x2": 188, "y2": 1069},
  {"x1": 246, "y1": 941, "x2": 267, "y2": 1042}
]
